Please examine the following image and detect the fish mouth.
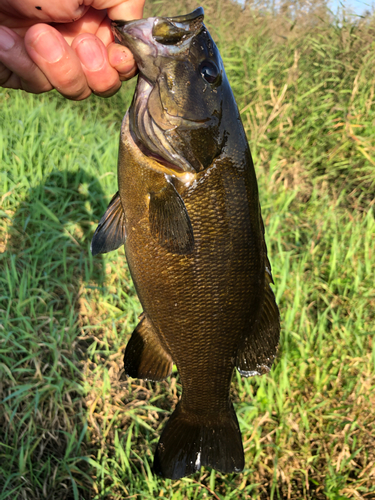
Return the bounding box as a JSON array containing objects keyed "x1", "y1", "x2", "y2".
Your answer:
[
  {"x1": 165, "y1": 7, "x2": 204, "y2": 24},
  {"x1": 111, "y1": 7, "x2": 204, "y2": 33},
  {"x1": 111, "y1": 8, "x2": 204, "y2": 54},
  {"x1": 152, "y1": 7, "x2": 204, "y2": 44}
]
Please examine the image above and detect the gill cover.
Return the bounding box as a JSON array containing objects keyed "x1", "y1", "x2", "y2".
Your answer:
[{"x1": 113, "y1": 8, "x2": 227, "y2": 174}]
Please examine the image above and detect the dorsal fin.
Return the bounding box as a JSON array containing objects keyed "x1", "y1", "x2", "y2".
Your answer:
[{"x1": 236, "y1": 212, "x2": 280, "y2": 376}]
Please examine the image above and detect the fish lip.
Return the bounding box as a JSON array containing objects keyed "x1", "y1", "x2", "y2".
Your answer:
[
  {"x1": 111, "y1": 7, "x2": 204, "y2": 30},
  {"x1": 111, "y1": 7, "x2": 204, "y2": 47},
  {"x1": 165, "y1": 7, "x2": 204, "y2": 24},
  {"x1": 111, "y1": 20, "x2": 150, "y2": 46}
]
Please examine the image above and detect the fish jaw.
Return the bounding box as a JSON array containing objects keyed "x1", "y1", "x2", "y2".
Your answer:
[
  {"x1": 112, "y1": 8, "x2": 204, "y2": 81},
  {"x1": 112, "y1": 8, "x2": 229, "y2": 176},
  {"x1": 112, "y1": 18, "x2": 158, "y2": 74},
  {"x1": 112, "y1": 17, "x2": 202, "y2": 175}
]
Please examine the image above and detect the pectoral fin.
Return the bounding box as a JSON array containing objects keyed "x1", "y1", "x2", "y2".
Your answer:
[
  {"x1": 124, "y1": 313, "x2": 173, "y2": 381},
  {"x1": 149, "y1": 179, "x2": 194, "y2": 254},
  {"x1": 91, "y1": 192, "x2": 126, "y2": 256}
]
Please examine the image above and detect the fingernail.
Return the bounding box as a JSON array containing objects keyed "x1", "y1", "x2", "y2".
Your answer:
[
  {"x1": 0, "y1": 28, "x2": 16, "y2": 51},
  {"x1": 32, "y1": 30, "x2": 64, "y2": 63},
  {"x1": 75, "y1": 38, "x2": 104, "y2": 71}
]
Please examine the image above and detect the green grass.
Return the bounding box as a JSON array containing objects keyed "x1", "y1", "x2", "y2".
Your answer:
[{"x1": 1, "y1": 2, "x2": 374, "y2": 498}]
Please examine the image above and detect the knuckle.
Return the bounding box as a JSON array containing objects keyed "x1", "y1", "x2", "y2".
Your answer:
[
  {"x1": 23, "y1": 81, "x2": 53, "y2": 94},
  {"x1": 54, "y1": 72, "x2": 88, "y2": 99},
  {"x1": 0, "y1": 64, "x2": 12, "y2": 86},
  {"x1": 90, "y1": 74, "x2": 121, "y2": 97},
  {"x1": 62, "y1": 87, "x2": 91, "y2": 101},
  {"x1": 20, "y1": 68, "x2": 53, "y2": 94},
  {"x1": 119, "y1": 67, "x2": 138, "y2": 82},
  {"x1": 93, "y1": 81, "x2": 121, "y2": 98}
]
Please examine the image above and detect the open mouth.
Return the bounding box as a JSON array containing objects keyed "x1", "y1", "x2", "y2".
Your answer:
[{"x1": 111, "y1": 7, "x2": 204, "y2": 49}]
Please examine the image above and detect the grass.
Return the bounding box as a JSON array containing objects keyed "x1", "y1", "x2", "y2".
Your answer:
[{"x1": 0, "y1": 1, "x2": 374, "y2": 498}]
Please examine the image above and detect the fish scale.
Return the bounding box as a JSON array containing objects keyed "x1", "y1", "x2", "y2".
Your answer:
[
  {"x1": 121, "y1": 134, "x2": 263, "y2": 431},
  {"x1": 91, "y1": 7, "x2": 280, "y2": 479}
]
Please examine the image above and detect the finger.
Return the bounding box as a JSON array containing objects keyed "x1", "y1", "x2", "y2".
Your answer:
[
  {"x1": 107, "y1": 42, "x2": 137, "y2": 80},
  {"x1": 102, "y1": 1, "x2": 145, "y2": 80},
  {"x1": 0, "y1": 71, "x2": 23, "y2": 90},
  {"x1": 95, "y1": 16, "x2": 115, "y2": 46},
  {"x1": 72, "y1": 33, "x2": 121, "y2": 97},
  {"x1": 24, "y1": 24, "x2": 91, "y2": 100},
  {"x1": 0, "y1": 1, "x2": 90, "y2": 27},
  {"x1": 0, "y1": 61, "x2": 12, "y2": 86},
  {"x1": 91, "y1": 0, "x2": 146, "y2": 21},
  {"x1": 53, "y1": 8, "x2": 108, "y2": 45},
  {"x1": 0, "y1": 26, "x2": 52, "y2": 93}
]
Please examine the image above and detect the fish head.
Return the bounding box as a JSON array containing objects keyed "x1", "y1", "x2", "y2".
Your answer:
[{"x1": 113, "y1": 8, "x2": 232, "y2": 176}]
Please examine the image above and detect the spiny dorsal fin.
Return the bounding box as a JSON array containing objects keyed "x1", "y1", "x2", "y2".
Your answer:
[
  {"x1": 149, "y1": 179, "x2": 194, "y2": 255},
  {"x1": 124, "y1": 313, "x2": 173, "y2": 381},
  {"x1": 236, "y1": 212, "x2": 280, "y2": 377},
  {"x1": 91, "y1": 192, "x2": 126, "y2": 256}
]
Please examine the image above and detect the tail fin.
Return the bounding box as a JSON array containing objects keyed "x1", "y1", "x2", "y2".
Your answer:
[{"x1": 153, "y1": 402, "x2": 244, "y2": 479}]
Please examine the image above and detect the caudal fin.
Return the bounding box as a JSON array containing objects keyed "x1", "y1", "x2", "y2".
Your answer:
[{"x1": 153, "y1": 402, "x2": 244, "y2": 479}]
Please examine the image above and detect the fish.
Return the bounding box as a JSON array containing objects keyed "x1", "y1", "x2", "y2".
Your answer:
[{"x1": 91, "y1": 7, "x2": 280, "y2": 480}]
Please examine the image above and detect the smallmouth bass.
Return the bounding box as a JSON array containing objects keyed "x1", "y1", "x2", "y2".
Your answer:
[{"x1": 91, "y1": 7, "x2": 280, "y2": 480}]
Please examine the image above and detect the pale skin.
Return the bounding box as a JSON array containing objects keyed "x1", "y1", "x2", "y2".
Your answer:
[{"x1": 0, "y1": 0, "x2": 145, "y2": 100}]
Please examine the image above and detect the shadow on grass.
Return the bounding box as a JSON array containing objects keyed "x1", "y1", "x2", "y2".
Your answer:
[
  {"x1": 1, "y1": 165, "x2": 184, "y2": 499},
  {"x1": 0, "y1": 167, "x2": 110, "y2": 499}
]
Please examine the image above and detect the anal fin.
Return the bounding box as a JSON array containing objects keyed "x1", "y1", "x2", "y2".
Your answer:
[
  {"x1": 91, "y1": 192, "x2": 126, "y2": 256},
  {"x1": 124, "y1": 313, "x2": 173, "y2": 381},
  {"x1": 149, "y1": 178, "x2": 194, "y2": 255}
]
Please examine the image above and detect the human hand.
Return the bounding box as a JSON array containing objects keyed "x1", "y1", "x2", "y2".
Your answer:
[{"x1": 0, "y1": 0, "x2": 145, "y2": 100}]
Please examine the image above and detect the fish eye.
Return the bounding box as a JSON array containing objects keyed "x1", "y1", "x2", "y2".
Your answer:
[{"x1": 199, "y1": 61, "x2": 220, "y2": 84}]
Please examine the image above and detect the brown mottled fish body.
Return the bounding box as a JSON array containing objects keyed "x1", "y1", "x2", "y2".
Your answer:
[{"x1": 91, "y1": 7, "x2": 280, "y2": 480}]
